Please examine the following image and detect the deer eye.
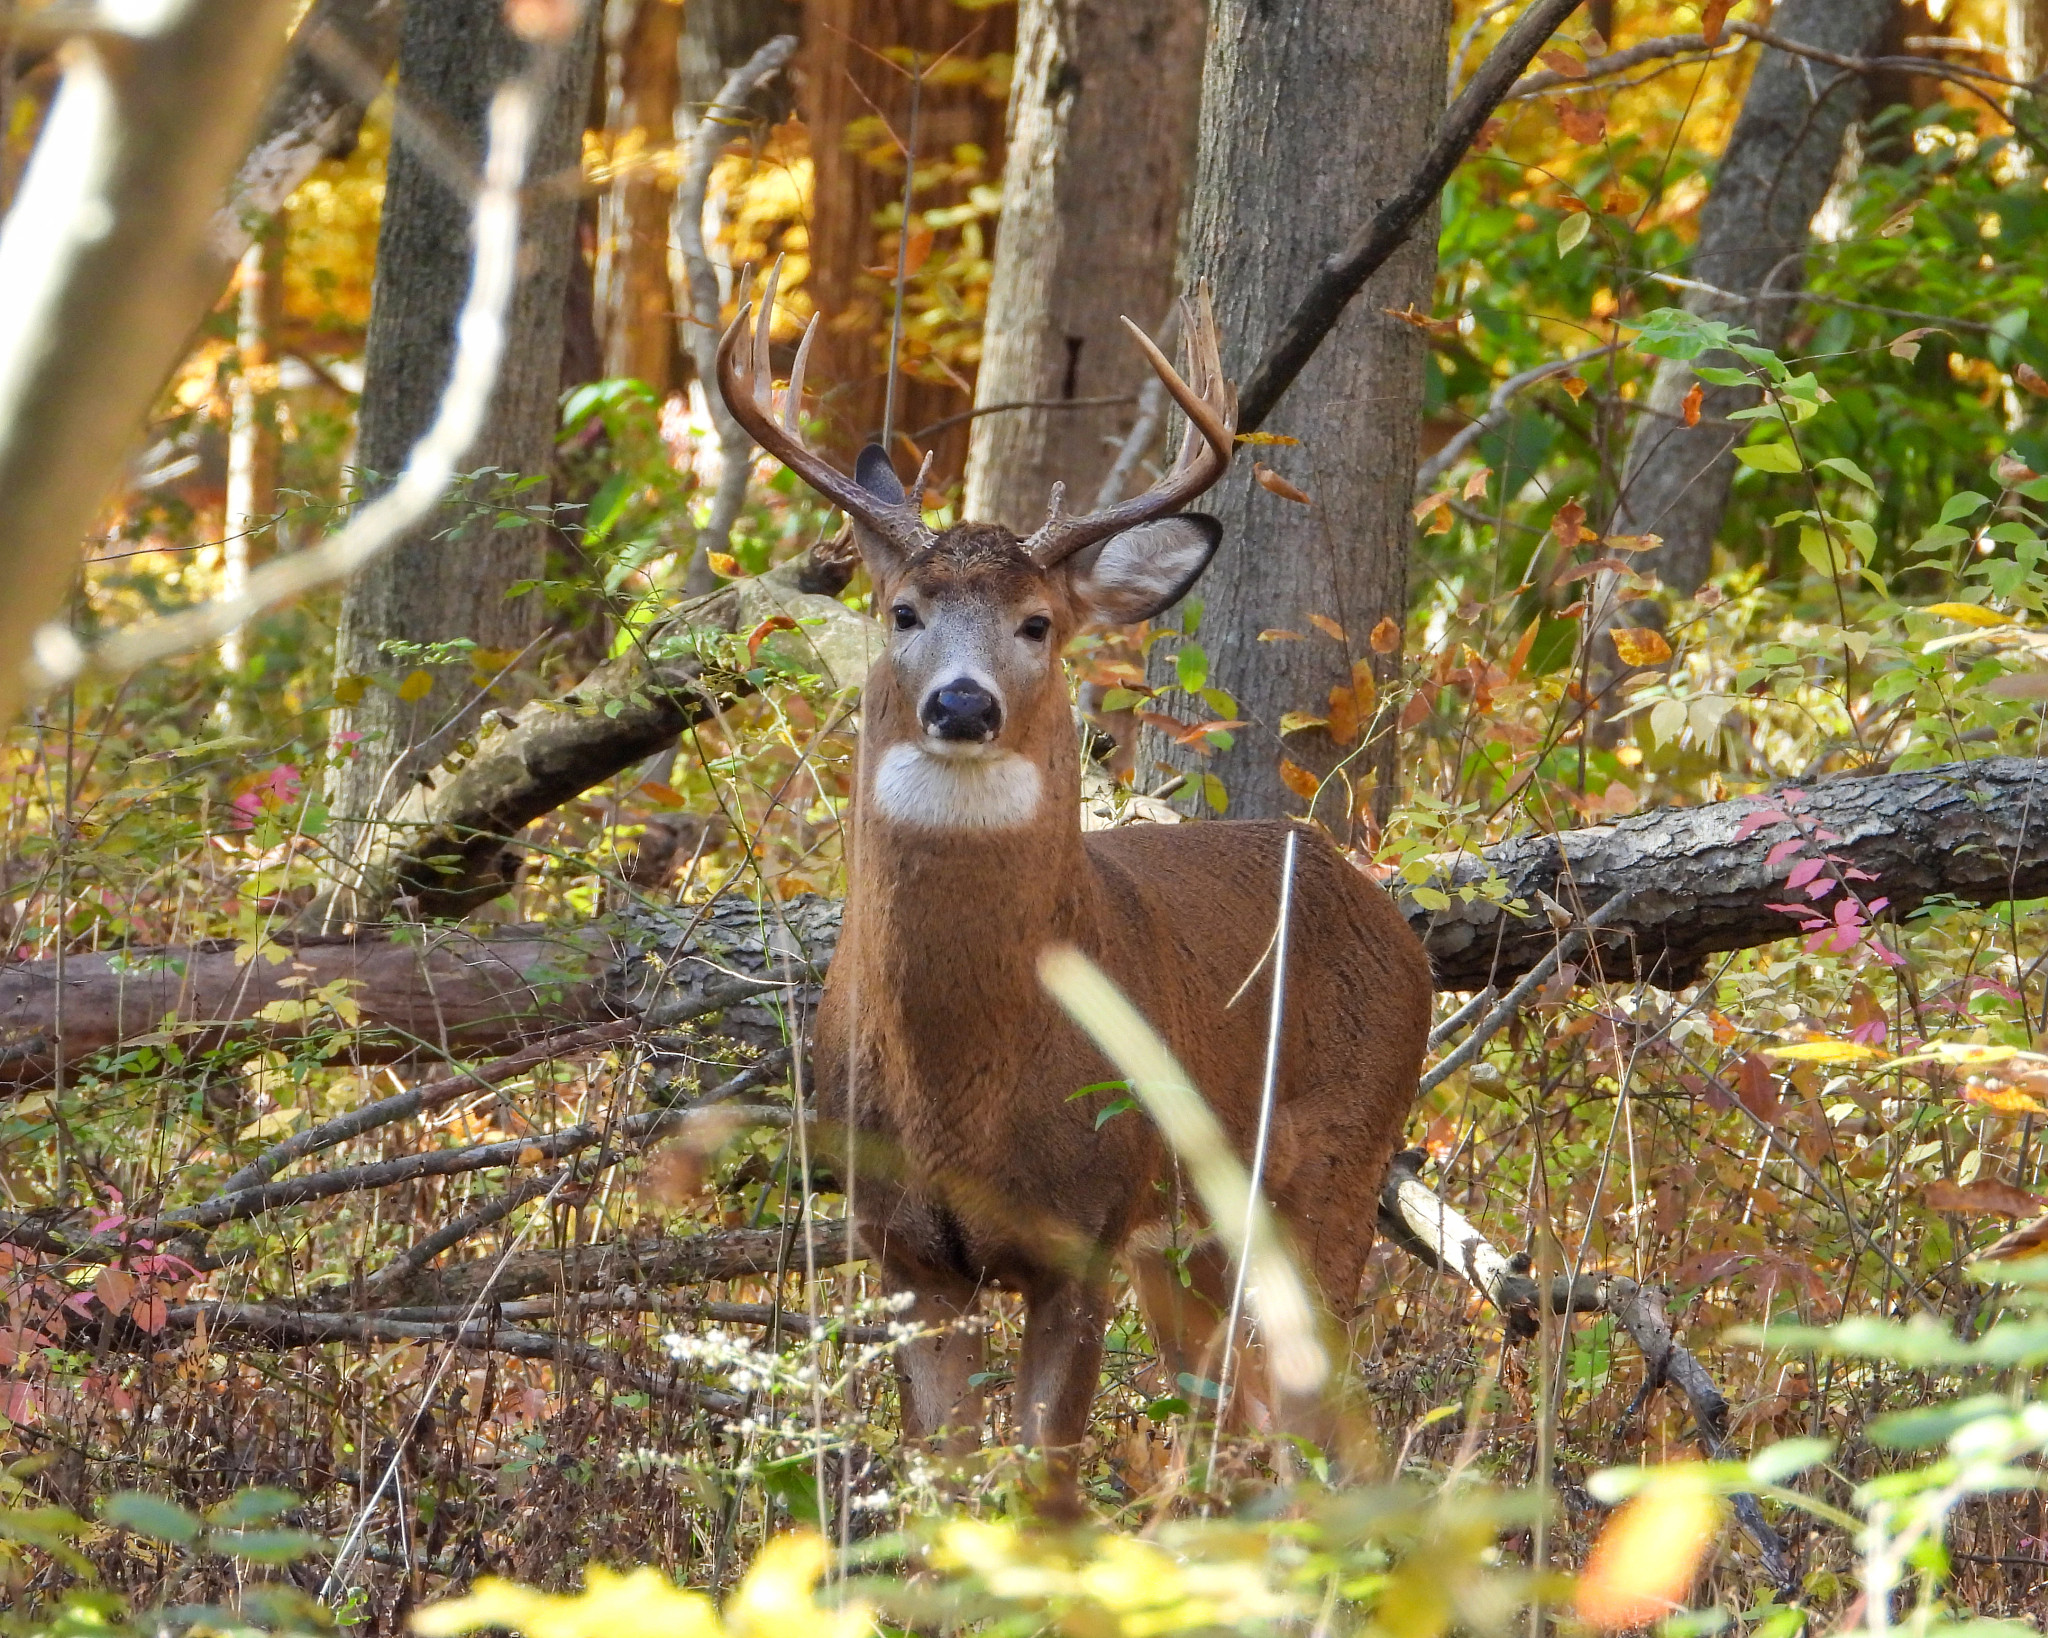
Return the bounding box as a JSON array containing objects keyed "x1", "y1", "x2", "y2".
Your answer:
[
  {"x1": 1018, "y1": 614, "x2": 1052, "y2": 642},
  {"x1": 892, "y1": 604, "x2": 921, "y2": 632}
]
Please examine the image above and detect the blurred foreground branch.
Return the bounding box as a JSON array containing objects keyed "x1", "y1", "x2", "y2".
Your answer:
[{"x1": 0, "y1": 0, "x2": 296, "y2": 719}]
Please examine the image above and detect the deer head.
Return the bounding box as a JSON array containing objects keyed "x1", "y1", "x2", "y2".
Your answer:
[{"x1": 717, "y1": 266, "x2": 1237, "y2": 830}]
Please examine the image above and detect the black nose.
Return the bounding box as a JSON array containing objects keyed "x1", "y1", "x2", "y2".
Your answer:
[{"x1": 921, "y1": 678, "x2": 1002, "y2": 741}]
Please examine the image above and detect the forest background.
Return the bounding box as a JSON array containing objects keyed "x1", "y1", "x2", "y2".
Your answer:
[{"x1": 2, "y1": 0, "x2": 2048, "y2": 1633}]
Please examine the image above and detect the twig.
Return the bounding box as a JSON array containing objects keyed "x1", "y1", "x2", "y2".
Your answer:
[
  {"x1": 73, "y1": 51, "x2": 556, "y2": 684},
  {"x1": 1420, "y1": 894, "x2": 1634, "y2": 1095},
  {"x1": 364, "y1": 1296, "x2": 890, "y2": 1342},
  {"x1": 675, "y1": 33, "x2": 798, "y2": 594},
  {"x1": 910, "y1": 394, "x2": 1134, "y2": 448},
  {"x1": 1234, "y1": 0, "x2": 1583, "y2": 434},
  {"x1": 162, "y1": 1301, "x2": 744, "y2": 1416},
  {"x1": 1091, "y1": 304, "x2": 1180, "y2": 511},
  {"x1": 1415, "y1": 343, "x2": 1620, "y2": 493},
  {"x1": 1427, "y1": 986, "x2": 1498, "y2": 1052},
  {"x1": 1510, "y1": 30, "x2": 1742, "y2": 100}
]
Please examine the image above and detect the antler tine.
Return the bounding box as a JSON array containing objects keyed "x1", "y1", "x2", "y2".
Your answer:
[
  {"x1": 1025, "y1": 281, "x2": 1237, "y2": 569},
  {"x1": 713, "y1": 260, "x2": 935, "y2": 562}
]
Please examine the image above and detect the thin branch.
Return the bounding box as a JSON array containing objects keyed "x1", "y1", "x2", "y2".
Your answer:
[
  {"x1": 909, "y1": 394, "x2": 1134, "y2": 448},
  {"x1": 1415, "y1": 342, "x2": 1620, "y2": 493},
  {"x1": 1235, "y1": 0, "x2": 1583, "y2": 434},
  {"x1": 160, "y1": 1302, "x2": 745, "y2": 1416},
  {"x1": 675, "y1": 33, "x2": 798, "y2": 594},
  {"x1": 1420, "y1": 894, "x2": 1634, "y2": 1095}
]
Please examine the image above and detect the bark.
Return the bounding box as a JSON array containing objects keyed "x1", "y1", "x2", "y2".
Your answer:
[
  {"x1": 212, "y1": 0, "x2": 406, "y2": 269},
  {"x1": 1603, "y1": 0, "x2": 1894, "y2": 598},
  {"x1": 325, "y1": 0, "x2": 600, "y2": 900},
  {"x1": 960, "y1": 0, "x2": 1205, "y2": 532},
  {"x1": 11, "y1": 757, "x2": 2041, "y2": 1083},
  {"x1": 797, "y1": 0, "x2": 1014, "y2": 471},
  {"x1": 1146, "y1": 0, "x2": 1450, "y2": 834},
  {"x1": 2015, "y1": 0, "x2": 2048, "y2": 94},
  {"x1": 310, "y1": 542, "x2": 868, "y2": 921},
  {"x1": 601, "y1": 0, "x2": 686, "y2": 391},
  {"x1": 0, "y1": 0, "x2": 296, "y2": 722}
]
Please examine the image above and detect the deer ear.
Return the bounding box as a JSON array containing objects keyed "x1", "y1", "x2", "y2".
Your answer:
[
  {"x1": 849, "y1": 444, "x2": 914, "y2": 577},
  {"x1": 1066, "y1": 514, "x2": 1222, "y2": 627}
]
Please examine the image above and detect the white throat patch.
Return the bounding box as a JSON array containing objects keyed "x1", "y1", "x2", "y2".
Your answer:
[{"x1": 871, "y1": 742, "x2": 1043, "y2": 831}]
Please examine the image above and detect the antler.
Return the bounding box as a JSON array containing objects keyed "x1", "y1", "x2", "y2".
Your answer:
[
  {"x1": 715, "y1": 257, "x2": 935, "y2": 563},
  {"x1": 1024, "y1": 283, "x2": 1237, "y2": 568}
]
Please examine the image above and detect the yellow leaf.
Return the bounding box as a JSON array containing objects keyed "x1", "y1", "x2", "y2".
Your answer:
[
  {"x1": 1308, "y1": 614, "x2": 1346, "y2": 642},
  {"x1": 1277, "y1": 712, "x2": 1326, "y2": 736},
  {"x1": 1460, "y1": 466, "x2": 1492, "y2": 500},
  {"x1": 397, "y1": 668, "x2": 435, "y2": 703},
  {"x1": 1326, "y1": 685, "x2": 1359, "y2": 746},
  {"x1": 333, "y1": 675, "x2": 369, "y2": 707},
  {"x1": 1258, "y1": 628, "x2": 1305, "y2": 642},
  {"x1": 1609, "y1": 627, "x2": 1673, "y2": 667},
  {"x1": 516, "y1": 1145, "x2": 547, "y2": 1167},
  {"x1": 1234, "y1": 431, "x2": 1300, "y2": 446},
  {"x1": 706, "y1": 552, "x2": 742, "y2": 579},
  {"x1": 1763, "y1": 1041, "x2": 1888, "y2": 1065},
  {"x1": 1925, "y1": 602, "x2": 2010, "y2": 627},
  {"x1": 1578, "y1": 1482, "x2": 1723, "y2": 1630}
]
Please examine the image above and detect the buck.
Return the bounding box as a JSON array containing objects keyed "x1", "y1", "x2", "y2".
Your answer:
[{"x1": 717, "y1": 272, "x2": 1433, "y2": 1517}]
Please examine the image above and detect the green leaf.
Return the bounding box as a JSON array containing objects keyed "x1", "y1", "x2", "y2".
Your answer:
[
  {"x1": 216, "y1": 1528, "x2": 324, "y2": 1564},
  {"x1": 1145, "y1": 1397, "x2": 1191, "y2": 1419},
  {"x1": 205, "y1": 1487, "x2": 298, "y2": 1530},
  {"x1": 104, "y1": 1492, "x2": 202, "y2": 1544},
  {"x1": 1408, "y1": 885, "x2": 1451, "y2": 912},
  {"x1": 1816, "y1": 456, "x2": 1877, "y2": 491},
  {"x1": 1940, "y1": 490, "x2": 1992, "y2": 525},
  {"x1": 1736, "y1": 442, "x2": 1803, "y2": 474},
  {"x1": 1199, "y1": 772, "x2": 1228, "y2": 814},
  {"x1": 1175, "y1": 644, "x2": 1209, "y2": 694},
  {"x1": 1868, "y1": 1394, "x2": 2010, "y2": 1449},
  {"x1": 1099, "y1": 686, "x2": 1149, "y2": 712},
  {"x1": 1746, "y1": 1436, "x2": 1832, "y2": 1484},
  {"x1": 1555, "y1": 211, "x2": 1591, "y2": 256},
  {"x1": 1093, "y1": 1096, "x2": 1137, "y2": 1129}
]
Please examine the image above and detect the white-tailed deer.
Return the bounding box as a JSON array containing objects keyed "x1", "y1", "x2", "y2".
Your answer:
[{"x1": 717, "y1": 271, "x2": 1432, "y2": 1518}]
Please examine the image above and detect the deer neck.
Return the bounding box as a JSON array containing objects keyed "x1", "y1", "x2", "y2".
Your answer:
[{"x1": 844, "y1": 696, "x2": 1094, "y2": 1045}]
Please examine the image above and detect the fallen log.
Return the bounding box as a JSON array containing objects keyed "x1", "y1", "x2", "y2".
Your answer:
[{"x1": 3, "y1": 758, "x2": 2040, "y2": 1082}]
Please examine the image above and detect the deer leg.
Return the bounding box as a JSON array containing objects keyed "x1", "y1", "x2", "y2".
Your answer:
[
  {"x1": 1015, "y1": 1275, "x2": 1112, "y2": 1522},
  {"x1": 887, "y1": 1266, "x2": 986, "y2": 1458}
]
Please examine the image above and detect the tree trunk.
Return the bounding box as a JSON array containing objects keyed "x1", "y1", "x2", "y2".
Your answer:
[
  {"x1": 960, "y1": 0, "x2": 1205, "y2": 532},
  {"x1": 1146, "y1": 0, "x2": 1448, "y2": 833},
  {"x1": 325, "y1": 0, "x2": 599, "y2": 915},
  {"x1": 601, "y1": 0, "x2": 685, "y2": 390},
  {"x1": 1602, "y1": 0, "x2": 1894, "y2": 598},
  {"x1": 18, "y1": 755, "x2": 2039, "y2": 1084},
  {"x1": 797, "y1": 0, "x2": 1014, "y2": 472},
  {"x1": 2014, "y1": 0, "x2": 2048, "y2": 86}
]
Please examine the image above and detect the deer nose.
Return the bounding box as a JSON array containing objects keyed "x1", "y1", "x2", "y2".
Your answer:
[{"x1": 921, "y1": 678, "x2": 1002, "y2": 742}]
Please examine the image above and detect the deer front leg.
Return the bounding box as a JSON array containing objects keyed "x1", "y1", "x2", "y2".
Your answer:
[
  {"x1": 1015, "y1": 1276, "x2": 1112, "y2": 1522},
  {"x1": 887, "y1": 1265, "x2": 987, "y2": 1458}
]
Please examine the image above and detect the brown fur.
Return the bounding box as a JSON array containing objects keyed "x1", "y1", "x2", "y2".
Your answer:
[{"x1": 812, "y1": 527, "x2": 1434, "y2": 1517}]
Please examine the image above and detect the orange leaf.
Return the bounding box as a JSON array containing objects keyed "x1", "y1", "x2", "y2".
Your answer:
[
  {"x1": 1411, "y1": 489, "x2": 1455, "y2": 523},
  {"x1": 1701, "y1": 0, "x2": 1733, "y2": 46},
  {"x1": 1171, "y1": 718, "x2": 1248, "y2": 746},
  {"x1": 1350, "y1": 657, "x2": 1379, "y2": 712},
  {"x1": 1602, "y1": 532, "x2": 1663, "y2": 553},
  {"x1": 1538, "y1": 47, "x2": 1586, "y2": 77},
  {"x1": 1963, "y1": 1083, "x2": 2048, "y2": 1115},
  {"x1": 1557, "y1": 104, "x2": 1606, "y2": 145},
  {"x1": 1578, "y1": 1486, "x2": 1722, "y2": 1631},
  {"x1": 1308, "y1": 614, "x2": 1347, "y2": 642},
  {"x1": 1370, "y1": 616, "x2": 1401, "y2": 655},
  {"x1": 1550, "y1": 497, "x2": 1589, "y2": 547},
  {"x1": 1326, "y1": 685, "x2": 1360, "y2": 746},
  {"x1": 1681, "y1": 381, "x2": 1703, "y2": 426},
  {"x1": 746, "y1": 614, "x2": 799, "y2": 657},
  {"x1": 1254, "y1": 462, "x2": 1312, "y2": 504},
  {"x1": 1561, "y1": 375, "x2": 1588, "y2": 400},
  {"x1": 2017, "y1": 362, "x2": 2048, "y2": 398},
  {"x1": 1978, "y1": 1213, "x2": 2048, "y2": 1262},
  {"x1": 1557, "y1": 599, "x2": 1589, "y2": 620},
  {"x1": 95, "y1": 1267, "x2": 137, "y2": 1316},
  {"x1": 1277, "y1": 758, "x2": 1321, "y2": 801},
  {"x1": 1610, "y1": 626, "x2": 1674, "y2": 667},
  {"x1": 1258, "y1": 628, "x2": 1305, "y2": 641},
  {"x1": 1460, "y1": 465, "x2": 1492, "y2": 500},
  {"x1": 130, "y1": 1293, "x2": 168, "y2": 1335},
  {"x1": 1889, "y1": 325, "x2": 1941, "y2": 361},
  {"x1": 1924, "y1": 1178, "x2": 2047, "y2": 1218},
  {"x1": 1554, "y1": 556, "x2": 1643, "y2": 584},
  {"x1": 706, "y1": 552, "x2": 743, "y2": 579},
  {"x1": 1472, "y1": 116, "x2": 1506, "y2": 151},
  {"x1": 1507, "y1": 619, "x2": 1539, "y2": 680}
]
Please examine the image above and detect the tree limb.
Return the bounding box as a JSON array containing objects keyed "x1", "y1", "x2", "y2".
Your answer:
[{"x1": 1233, "y1": 0, "x2": 1583, "y2": 434}]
